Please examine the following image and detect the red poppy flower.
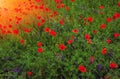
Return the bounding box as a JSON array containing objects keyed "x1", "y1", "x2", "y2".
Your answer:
[
  {"x1": 59, "y1": 44, "x2": 66, "y2": 51},
  {"x1": 89, "y1": 56, "x2": 94, "y2": 63},
  {"x1": 38, "y1": 48, "x2": 43, "y2": 53},
  {"x1": 100, "y1": 24, "x2": 106, "y2": 29},
  {"x1": 65, "y1": 6, "x2": 70, "y2": 11},
  {"x1": 102, "y1": 48, "x2": 107, "y2": 55},
  {"x1": 88, "y1": 17, "x2": 93, "y2": 23},
  {"x1": 49, "y1": 30, "x2": 57, "y2": 36},
  {"x1": 53, "y1": 11, "x2": 58, "y2": 15},
  {"x1": 106, "y1": 17, "x2": 111, "y2": 22},
  {"x1": 44, "y1": 27, "x2": 50, "y2": 32},
  {"x1": 55, "y1": 0, "x2": 62, "y2": 3},
  {"x1": 78, "y1": 65, "x2": 87, "y2": 73},
  {"x1": 13, "y1": 29, "x2": 19, "y2": 35},
  {"x1": 93, "y1": 30, "x2": 97, "y2": 34},
  {"x1": 38, "y1": 22, "x2": 41, "y2": 27},
  {"x1": 113, "y1": 13, "x2": 120, "y2": 20},
  {"x1": 59, "y1": 19, "x2": 64, "y2": 25},
  {"x1": 114, "y1": 33, "x2": 119, "y2": 38},
  {"x1": 37, "y1": 16, "x2": 41, "y2": 19},
  {"x1": 99, "y1": 5, "x2": 104, "y2": 9},
  {"x1": 35, "y1": 0, "x2": 42, "y2": 2},
  {"x1": 118, "y1": 2, "x2": 120, "y2": 7},
  {"x1": 67, "y1": 39, "x2": 73, "y2": 44},
  {"x1": 109, "y1": 62, "x2": 118, "y2": 69},
  {"x1": 85, "y1": 34, "x2": 90, "y2": 40},
  {"x1": 72, "y1": 29, "x2": 79, "y2": 33},
  {"x1": 20, "y1": 39, "x2": 25, "y2": 44},
  {"x1": 61, "y1": 3, "x2": 65, "y2": 8},
  {"x1": 27, "y1": 71, "x2": 33, "y2": 76},
  {"x1": 106, "y1": 38, "x2": 111, "y2": 44},
  {"x1": 37, "y1": 42, "x2": 42, "y2": 47}
]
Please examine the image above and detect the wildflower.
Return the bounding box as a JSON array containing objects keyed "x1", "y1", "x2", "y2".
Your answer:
[
  {"x1": 106, "y1": 38, "x2": 111, "y2": 44},
  {"x1": 97, "y1": 64, "x2": 102, "y2": 71},
  {"x1": 109, "y1": 62, "x2": 118, "y2": 69},
  {"x1": 67, "y1": 39, "x2": 73, "y2": 44},
  {"x1": 38, "y1": 48, "x2": 43, "y2": 53},
  {"x1": 44, "y1": 27, "x2": 50, "y2": 32},
  {"x1": 100, "y1": 24, "x2": 106, "y2": 29},
  {"x1": 20, "y1": 39, "x2": 25, "y2": 44},
  {"x1": 59, "y1": 19, "x2": 64, "y2": 25},
  {"x1": 99, "y1": 5, "x2": 104, "y2": 9},
  {"x1": 93, "y1": 30, "x2": 97, "y2": 34},
  {"x1": 88, "y1": 17, "x2": 93, "y2": 23},
  {"x1": 65, "y1": 6, "x2": 70, "y2": 11},
  {"x1": 27, "y1": 71, "x2": 33, "y2": 76},
  {"x1": 118, "y1": 2, "x2": 120, "y2": 7},
  {"x1": 59, "y1": 44, "x2": 66, "y2": 50},
  {"x1": 49, "y1": 30, "x2": 57, "y2": 36},
  {"x1": 106, "y1": 17, "x2": 111, "y2": 22},
  {"x1": 37, "y1": 42, "x2": 42, "y2": 47},
  {"x1": 113, "y1": 13, "x2": 120, "y2": 20},
  {"x1": 114, "y1": 33, "x2": 119, "y2": 38},
  {"x1": 102, "y1": 48, "x2": 107, "y2": 55},
  {"x1": 78, "y1": 65, "x2": 87, "y2": 73},
  {"x1": 72, "y1": 29, "x2": 79, "y2": 33},
  {"x1": 38, "y1": 22, "x2": 41, "y2": 27},
  {"x1": 13, "y1": 29, "x2": 19, "y2": 35},
  {"x1": 85, "y1": 34, "x2": 90, "y2": 40},
  {"x1": 89, "y1": 56, "x2": 94, "y2": 63}
]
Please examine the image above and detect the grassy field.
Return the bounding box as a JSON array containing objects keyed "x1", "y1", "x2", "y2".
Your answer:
[{"x1": 0, "y1": 0, "x2": 120, "y2": 79}]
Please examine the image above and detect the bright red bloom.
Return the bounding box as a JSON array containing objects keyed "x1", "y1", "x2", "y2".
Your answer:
[
  {"x1": 114, "y1": 33, "x2": 119, "y2": 38},
  {"x1": 67, "y1": 39, "x2": 73, "y2": 44},
  {"x1": 37, "y1": 42, "x2": 42, "y2": 47},
  {"x1": 55, "y1": 0, "x2": 62, "y2": 3},
  {"x1": 85, "y1": 34, "x2": 90, "y2": 40},
  {"x1": 72, "y1": 29, "x2": 79, "y2": 33},
  {"x1": 35, "y1": 0, "x2": 42, "y2": 2},
  {"x1": 59, "y1": 44, "x2": 66, "y2": 50},
  {"x1": 41, "y1": 19, "x2": 45, "y2": 23},
  {"x1": 49, "y1": 30, "x2": 57, "y2": 36},
  {"x1": 88, "y1": 17, "x2": 93, "y2": 23},
  {"x1": 59, "y1": 19, "x2": 64, "y2": 25},
  {"x1": 100, "y1": 24, "x2": 106, "y2": 29},
  {"x1": 109, "y1": 62, "x2": 118, "y2": 69},
  {"x1": 38, "y1": 22, "x2": 41, "y2": 27},
  {"x1": 27, "y1": 71, "x2": 33, "y2": 76},
  {"x1": 38, "y1": 48, "x2": 43, "y2": 53},
  {"x1": 106, "y1": 38, "x2": 111, "y2": 44},
  {"x1": 113, "y1": 13, "x2": 120, "y2": 20},
  {"x1": 13, "y1": 29, "x2": 19, "y2": 35},
  {"x1": 118, "y1": 2, "x2": 120, "y2": 7},
  {"x1": 102, "y1": 48, "x2": 107, "y2": 55},
  {"x1": 37, "y1": 16, "x2": 41, "y2": 19},
  {"x1": 78, "y1": 65, "x2": 87, "y2": 73},
  {"x1": 106, "y1": 17, "x2": 111, "y2": 22},
  {"x1": 44, "y1": 27, "x2": 50, "y2": 32},
  {"x1": 99, "y1": 5, "x2": 104, "y2": 9},
  {"x1": 61, "y1": 3, "x2": 65, "y2": 8}
]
